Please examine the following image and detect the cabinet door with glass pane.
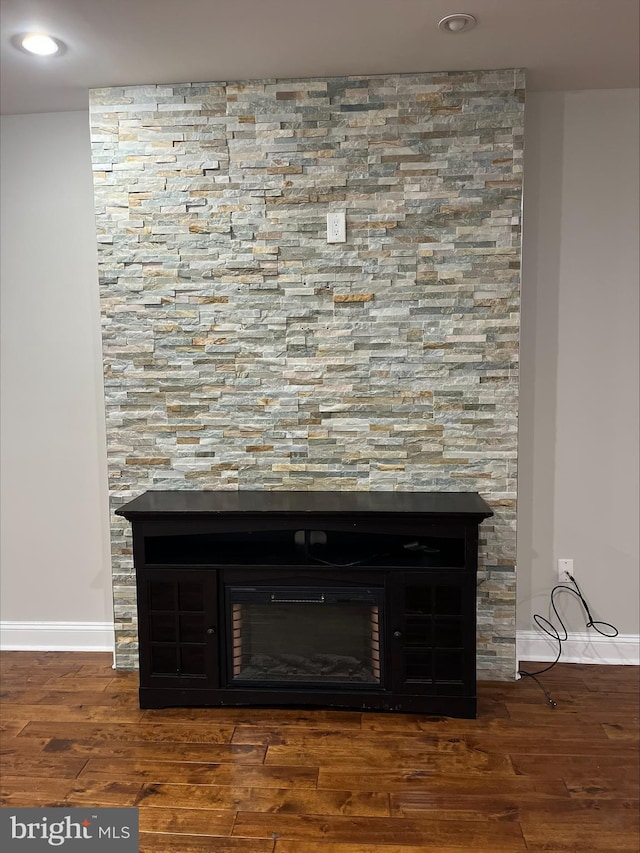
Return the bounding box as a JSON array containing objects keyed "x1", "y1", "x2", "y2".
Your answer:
[
  {"x1": 390, "y1": 571, "x2": 475, "y2": 697},
  {"x1": 137, "y1": 569, "x2": 219, "y2": 689}
]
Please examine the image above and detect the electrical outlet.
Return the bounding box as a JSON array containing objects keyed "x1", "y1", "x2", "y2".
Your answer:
[
  {"x1": 557, "y1": 558, "x2": 574, "y2": 582},
  {"x1": 326, "y1": 210, "x2": 346, "y2": 243}
]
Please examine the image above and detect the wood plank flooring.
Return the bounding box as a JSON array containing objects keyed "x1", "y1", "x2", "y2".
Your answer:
[{"x1": 1, "y1": 652, "x2": 638, "y2": 852}]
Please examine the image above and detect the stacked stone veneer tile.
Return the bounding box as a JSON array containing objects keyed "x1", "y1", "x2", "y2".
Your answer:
[{"x1": 90, "y1": 69, "x2": 524, "y2": 677}]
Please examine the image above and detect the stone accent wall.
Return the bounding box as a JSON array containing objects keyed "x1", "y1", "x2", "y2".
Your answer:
[{"x1": 90, "y1": 69, "x2": 524, "y2": 677}]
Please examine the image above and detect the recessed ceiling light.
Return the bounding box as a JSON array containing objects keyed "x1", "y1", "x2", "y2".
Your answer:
[
  {"x1": 19, "y1": 32, "x2": 64, "y2": 56},
  {"x1": 438, "y1": 13, "x2": 477, "y2": 34}
]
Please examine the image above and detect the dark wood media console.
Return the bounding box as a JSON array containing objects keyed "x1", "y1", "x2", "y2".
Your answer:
[{"x1": 117, "y1": 491, "x2": 493, "y2": 718}]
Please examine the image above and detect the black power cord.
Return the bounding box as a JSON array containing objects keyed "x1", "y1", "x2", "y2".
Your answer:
[{"x1": 518, "y1": 573, "x2": 619, "y2": 708}]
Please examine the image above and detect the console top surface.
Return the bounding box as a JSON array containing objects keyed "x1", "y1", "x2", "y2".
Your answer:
[{"x1": 116, "y1": 490, "x2": 493, "y2": 522}]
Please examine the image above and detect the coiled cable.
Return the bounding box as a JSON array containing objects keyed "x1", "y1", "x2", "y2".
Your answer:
[{"x1": 518, "y1": 573, "x2": 619, "y2": 707}]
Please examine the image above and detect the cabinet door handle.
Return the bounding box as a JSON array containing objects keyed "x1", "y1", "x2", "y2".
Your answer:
[
  {"x1": 393, "y1": 630, "x2": 402, "y2": 639},
  {"x1": 206, "y1": 627, "x2": 217, "y2": 635}
]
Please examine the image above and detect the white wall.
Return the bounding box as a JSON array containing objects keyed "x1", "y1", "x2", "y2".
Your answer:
[
  {"x1": 518, "y1": 90, "x2": 640, "y2": 651},
  {"x1": 1, "y1": 91, "x2": 638, "y2": 659},
  {"x1": 0, "y1": 112, "x2": 113, "y2": 647}
]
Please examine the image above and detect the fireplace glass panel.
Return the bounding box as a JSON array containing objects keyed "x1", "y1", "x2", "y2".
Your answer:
[{"x1": 227, "y1": 587, "x2": 383, "y2": 686}]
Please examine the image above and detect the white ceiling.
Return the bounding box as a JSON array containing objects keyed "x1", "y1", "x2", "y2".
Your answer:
[{"x1": 1, "y1": 0, "x2": 638, "y2": 115}]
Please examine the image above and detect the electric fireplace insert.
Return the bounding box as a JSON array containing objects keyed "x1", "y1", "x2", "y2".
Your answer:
[
  {"x1": 228, "y1": 586, "x2": 383, "y2": 685},
  {"x1": 117, "y1": 490, "x2": 493, "y2": 718}
]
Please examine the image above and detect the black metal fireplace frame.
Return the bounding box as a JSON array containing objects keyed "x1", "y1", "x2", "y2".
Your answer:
[{"x1": 225, "y1": 584, "x2": 385, "y2": 690}]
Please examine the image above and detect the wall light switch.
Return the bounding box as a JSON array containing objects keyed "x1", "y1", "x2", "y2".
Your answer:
[{"x1": 327, "y1": 210, "x2": 346, "y2": 243}]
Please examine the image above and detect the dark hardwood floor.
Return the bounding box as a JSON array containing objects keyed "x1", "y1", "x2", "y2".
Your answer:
[{"x1": 1, "y1": 651, "x2": 638, "y2": 852}]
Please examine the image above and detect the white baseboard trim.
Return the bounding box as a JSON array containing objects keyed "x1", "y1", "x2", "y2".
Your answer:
[
  {"x1": 1, "y1": 622, "x2": 635, "y2": 666},
  {"x1": 0, "y1": 621, "x2": 115, "y2": 653},
  {"x1": 517, "y1": 630, "x2": 639, "y2": 666}
]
